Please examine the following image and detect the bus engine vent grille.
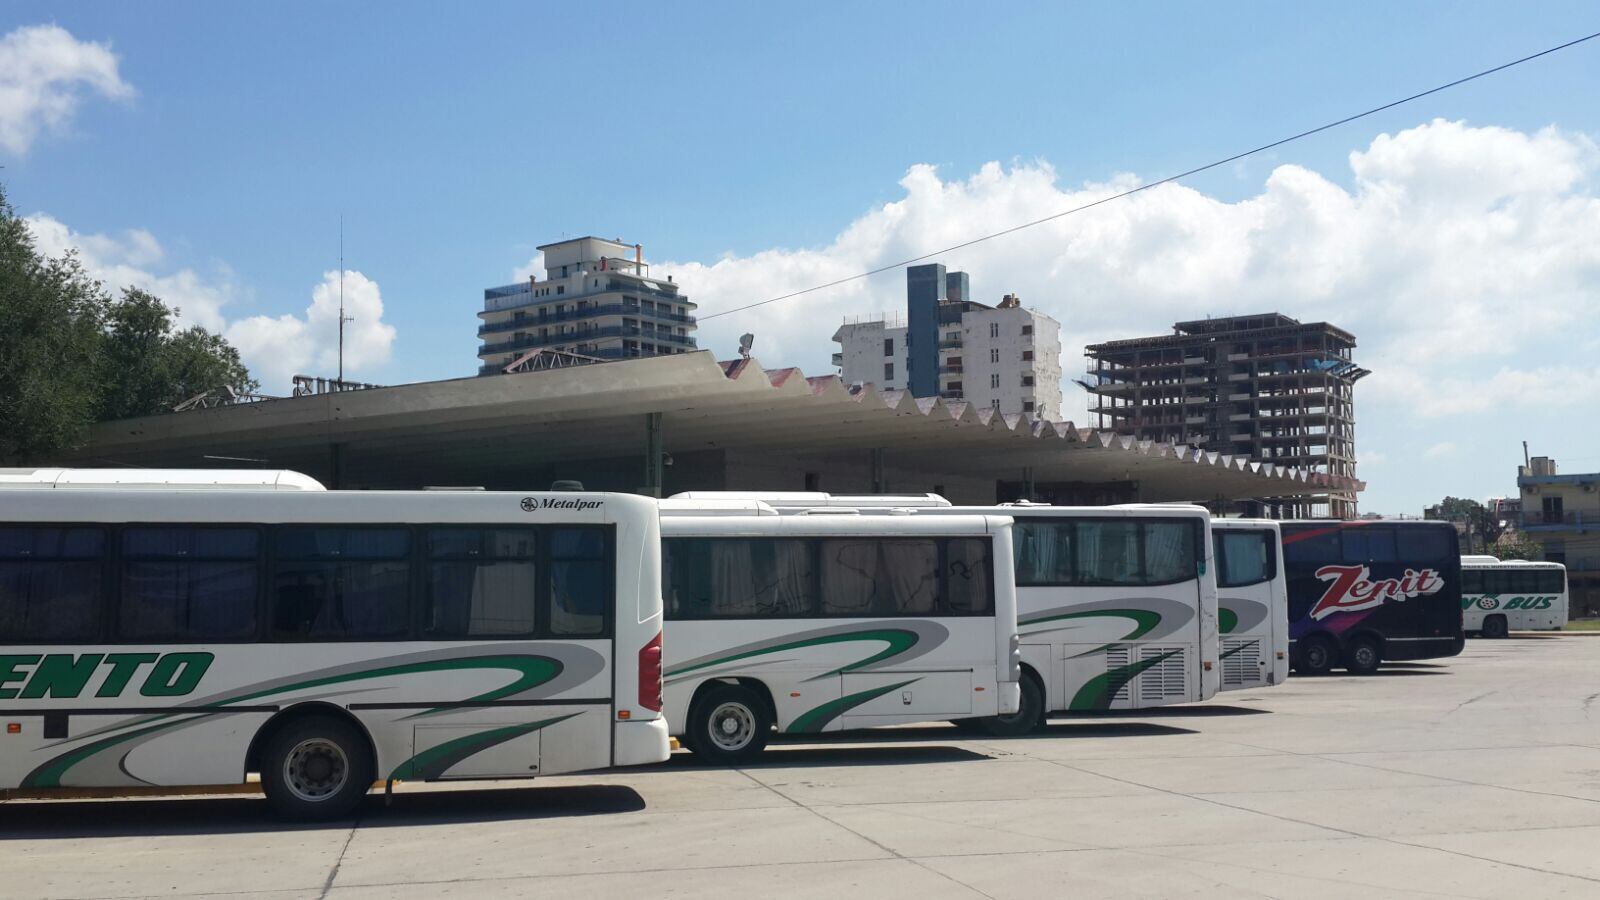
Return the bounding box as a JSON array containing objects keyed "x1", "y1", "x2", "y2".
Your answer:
[
  {"x1": 1139, "y1": 646, "x2": 1188, "y2": 702},
  {"x1": 1221, "y1": 638, "x2": 1260, "y2": 687},
  {"x1": 1106, "y1": 646, "x2": 1133, "y2": 704}
]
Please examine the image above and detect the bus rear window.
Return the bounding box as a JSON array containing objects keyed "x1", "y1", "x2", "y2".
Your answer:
[{"x1": 1217, "y1": 531, "x2": 1273, "y2": 588}]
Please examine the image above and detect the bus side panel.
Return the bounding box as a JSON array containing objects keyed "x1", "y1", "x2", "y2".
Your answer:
[
  {"x1": 663, "y1": 620, "x2": 847, "y2": 735},
  {"x1": 1019, "y1": 586, "x2": 1204, "y2": 712}
]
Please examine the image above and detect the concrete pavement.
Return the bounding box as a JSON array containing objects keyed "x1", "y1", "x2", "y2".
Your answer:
[{"x1": 4, "y1": 634, "x2": 1600, "y2": 899}]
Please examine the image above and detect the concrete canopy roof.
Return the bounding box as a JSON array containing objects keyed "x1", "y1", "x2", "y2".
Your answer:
[{"x1": 71, "y1": 351, "x2": 1362, "y2": 500}]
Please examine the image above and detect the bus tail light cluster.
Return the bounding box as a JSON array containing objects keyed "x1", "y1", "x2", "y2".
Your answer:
[{"x1": 638, "y1": 631, "x2": 663, "y2": 713}]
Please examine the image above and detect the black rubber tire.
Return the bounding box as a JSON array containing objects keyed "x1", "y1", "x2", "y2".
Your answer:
[
  {"x1": 259, "y1": 715, "x2": 374, "y2": 821},
  {"x1": 1343, "y1": 635, "x2": 1382, "y2": 675},
  {"x1": 978, "y1": 672, "x2": 1044, "y2": 737},
  {"x1": 687, "y1": 683, "x2": 771, "y2": 765},
  {"x1": 947, "y1": 718, "x2": 985, "y2": 733},
  {"x1": 1482, "y1": 615, "x2": 1509, "y2": 639},
  {"x1": 1295, "y1": 635, "x2": 1338, "y2": 676}
]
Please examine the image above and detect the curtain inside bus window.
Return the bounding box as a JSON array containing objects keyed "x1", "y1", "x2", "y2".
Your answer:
[
  {"x1": 549, "y1": 527, "x2": 608, "y2": 635},
  {"x1": 1144, "y1": 522, "x2": 1197, "y2": 583},
  {"x1": 119, "y1": 527, "x2": 259, "y2": 640},
  {"x1": 425, "y1": 528, "x2": 539, "y2": 637},
  {"x1": 821, "y1": 539, "x2": 937, "y2": 615},
  {"x1": 1217, "y1": 531, "x2": 1268, "y2": 588},
  {"x1": 1076, "y1": 521, "x2": 1141, "y2": 586},
  {"x1": 272, "y1": 527, "x2": 410, "y2": 640},
  {"x1": 1014, "y1": 521, "x2": 1072, "y2": 585},
  {"x1": 944, "y1": 538, "x2": 992, "y2": 614},
  {"x1": 700, "y1": 539, "x2": 814, "y2": 618},
  {"x1": 0, "y1": 526, "x2": 106, "y2": 642}
]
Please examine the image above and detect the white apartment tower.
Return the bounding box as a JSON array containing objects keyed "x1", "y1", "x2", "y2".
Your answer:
[{"x1": 832, "y1": 274, "x2": 1063, "y2": 420}]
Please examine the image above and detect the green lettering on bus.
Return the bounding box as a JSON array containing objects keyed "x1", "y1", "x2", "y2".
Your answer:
[
  {"x1": 19, "y1": 653, "x2": 105, "y2": 699},
  {"x1": 0, "y1": 654, "x2": 41, "y2": 700},
  {"x1": 139, "y1": 652, "x2": 214, "y2": 697},
  {"x1": 96, "y1": 653, "x2": 159, "y2": 698}
]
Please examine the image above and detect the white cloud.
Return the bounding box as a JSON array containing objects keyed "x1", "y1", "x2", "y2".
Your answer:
[
  {"x1": 0, "y1": 24, "x2": 132, "y2": 154},
  {"x1": 226, "y1": 270, "x2": 397, "y2": 392},
  {"x1": 25, "y1": 214, "x2": 397, "y2": 394},
  {"x1": 1423, "y1": 442, "x2": 1457, "y2": 460},
  {"x1": 652, "y1": 120, "x2": 1600, "y2": 434}
]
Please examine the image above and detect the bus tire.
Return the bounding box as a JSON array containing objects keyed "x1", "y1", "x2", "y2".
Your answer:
[
  {"x1": 1295, "y1": 635, "x2": 1337, "y2": 676},
  {"x1": 687, "y1": 683, "x2": 771, "y2": 764},
  {"x1": 260, "y1": 715, "x2": 374, "y2": 821},
  {"x1": 1481, "y1": 615, "x2": 1509, "y2": 639},
  {"x1": 1343, "y1": 636, "x2": 1382, "y2": 675},
  {"x1": 978, "y1": 672, "x2": 1044, "y2": 737}
]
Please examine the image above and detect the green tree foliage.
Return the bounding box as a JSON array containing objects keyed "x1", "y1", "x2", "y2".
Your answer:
[
  {"x1": 1491, "y1": 533, "x2": 1546, "y2": 563},
  {"x1": 1432, "y1": 496, "x2": 1504, "y2": 548},
  {"x1": 0, "y1": 185, "x2": 258, "y2": 464}
]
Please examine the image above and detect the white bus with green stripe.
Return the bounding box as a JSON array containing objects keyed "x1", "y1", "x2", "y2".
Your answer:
[
  {"x1": 672, "y1": 495, "x2": 1218, "y2": 734},
  {"x1": 1212, "y1": 519, "x2": 1289, "y2": 691},
  {"x1": 1460, "y1": 556, "x2": 1568, "y2": 637},
  {"x1": 658, "y1": 508, "x2": 1020, "y2": 762},
  {"x1": 0, "y1": 470, "x2": 670, "y2": 819}
]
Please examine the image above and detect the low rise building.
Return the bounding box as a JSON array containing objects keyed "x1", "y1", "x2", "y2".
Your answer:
[{"x1": 1518, "y1": 455, "x2": 1600, "y2": 617}]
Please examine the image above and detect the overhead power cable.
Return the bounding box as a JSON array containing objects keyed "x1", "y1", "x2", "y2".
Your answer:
[{"x1": 701, "y1": 29, "x2": 1600, "y2": 322}]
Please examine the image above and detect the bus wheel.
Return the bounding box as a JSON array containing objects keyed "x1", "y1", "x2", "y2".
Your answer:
[
  {"x1": 1344, "y1": 636, "x2": 1382, "y2": 675},
  {"x1": 1296, "y1": 636, "x2": 1337, "y2": 676},
  {"x1": 1482, "y1": 615, "x2": 1509, "y2": 639},
  {"x1": 978, "y1": 673, "x2": 1043, "y2": 737},
  {"x1": 689, "y1": 684, "x2": 771, "y2": 764},
  {"x1": 260, "y1": 716, "x2": 374, "y2": 821}
]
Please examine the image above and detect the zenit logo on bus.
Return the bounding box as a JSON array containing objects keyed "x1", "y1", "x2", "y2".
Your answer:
[{"x1": 1309, "y1": 565, "x2": 1444, "y2": 620}]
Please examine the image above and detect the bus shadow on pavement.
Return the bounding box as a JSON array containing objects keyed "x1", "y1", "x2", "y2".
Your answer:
[
  {"x1": 0, "y1": 783, "x2": 647, "y2": 838},
  {"x1": 1067, "y1": 705, "x2": 1271, "y2": 719},
  {"x1": 677, "y1": 744, "x2": 994, "y2": 769}
]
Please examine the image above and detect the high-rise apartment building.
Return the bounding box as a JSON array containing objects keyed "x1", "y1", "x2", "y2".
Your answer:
[
  {"x1": 477, "y1": 237, "x2": 697, "y2": 374},
  {"x1": 1081, "y1": 313, "x2": 1365, "y2": 517},
  {"x1": 833, "y1": 266, "x2": 1063, "y2": 419}
]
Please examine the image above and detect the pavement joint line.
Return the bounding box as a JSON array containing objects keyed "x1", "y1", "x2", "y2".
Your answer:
[
  {"x1": 731, "y1": 767, "x2": 998, "y2": 900},
  {"x1": 317, "y1": 810, "x2": 362, "y2": 900},
  {"x1": 992, "y1": 739, "x2": 1600, "y2": 887}
]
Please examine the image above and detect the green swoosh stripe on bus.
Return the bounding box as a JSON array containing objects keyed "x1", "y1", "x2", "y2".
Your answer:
[
  {"x1": 1219, "y1": 639, "x2": 1259, "y2": 660},
  {"x1": 786, "y1": 679, "x2": 920, "y2": 734},
  {"x1": 1218, "y1": 608, "x2": 1239, "y2": 635},
  {"x1": 23, "y1": 718, "x2": 196, "y2": 789},
  {"x1": 667, "y1": 629, "x2": 920, "y2": 682},
  {"x1": 1020, "y1": 609, "x2": 1161, "y2": 640},
  {"x1": 1068, "y1": 649, "x2": 1180, "y2": 711},
  {"x1": 389, "y1": 714, "x2": 580, "y2": 781}
]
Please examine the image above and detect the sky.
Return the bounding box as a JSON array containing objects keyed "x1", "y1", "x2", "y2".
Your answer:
[{"x1": 5, "y1": 1, "x2": 1600, "y2": 514}]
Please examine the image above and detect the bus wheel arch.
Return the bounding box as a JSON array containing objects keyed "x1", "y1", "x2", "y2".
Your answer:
[
  {"x1": 976, "y1": 664, "x2": 1045, "y2": 737},
  {"x1": 684, "y1": 679, "x2": 774, "y2": 764},
  {"x1": 248, "y1": 703, "x2": 379, "y2": 819},
  {"x1": 1295, "y1": 633, "x2": 1339, "y2": 675},
  {"x1": 1481, "y1": 614, "x2": 1509, "y2": 639}
]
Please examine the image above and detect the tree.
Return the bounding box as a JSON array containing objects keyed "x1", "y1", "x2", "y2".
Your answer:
[
  {"x1": 1432, "y1": 496, "x2": 1504, "y2": 551},
  {"x1": 0, "y1": 183, "x2": 260, "y2": 464},
  {"x1": 1491, "y1": 533, "x2": 1546, "y2": 562},
  {"x1": 0, "y1": 186, "x2": 106, "y2": 463}
]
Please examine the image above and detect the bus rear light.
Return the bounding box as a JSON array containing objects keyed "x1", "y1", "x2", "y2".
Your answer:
[
  {"x1": 974, "y1": 686, "x2": 985, "y2": 692},
  {"x1": 5, "y1": 723, "x2": 17, "y2": 734},
  {"x1": 618, "y1": 710, "x2": 631, "y2": 720},
  {"x1": 1203, "y1": 661, "x2": 1214, "y2": 671},
  {"x1": 638, "y1": 631, "x2": 663, "y2": 712}
]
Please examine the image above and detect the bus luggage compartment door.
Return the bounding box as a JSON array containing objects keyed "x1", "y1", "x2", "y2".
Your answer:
[
  {"x1": 409, "y1": 724, "x2": 542, "y2": 781},
  {"x1": 840, "y1": 670, "x2": 973, "y2": 721}
]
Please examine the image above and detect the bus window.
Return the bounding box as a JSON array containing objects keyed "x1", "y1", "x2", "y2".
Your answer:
[
  {"x1": 944, "y1": 538, "x2": 993, "y2": 614},
  {"x1": 425, "y1": 528, "x2": 539, "y2": 637},
  {"x1": 1396, "y1": 527, "x2": 1452, "y2": 563},
  {"x1": 1461, "y1": 570, "x2": 1483, "y2": 594},
  {"x1": 1015, "y1": 521, "x2": 1073, "y2": 586},
  {"x1": 0, "y1": 526, "x2": 105, "y2": 642},
  {"x1": 1343, "y1": 526, "x2": 1397, "y2": 564},
  {"x1": 821, "y1": 539, "x2": 938, "y2": 615},
  {"x1": 272, "y1": 527, "x2": 411, "y2": 640},
  {"x1": 1218, "y1": 531, "x2": 1270, "y2": 588},
  {"x1": 1283, "y1": 529, "x2": 1339, "y2": 565},
  {"x1": 665, "y1": 539, "x2": 815, "y2": 619},
  {"x1": 548, "y1": 528, "x2": 609, "y2": 636},
  {"x1": 1144, "y1": 522, "x2": 1198, "y2": 583},
  {"x1": 1537, "y1": 570, "x2": 1566, "y2": 594},
  {"x1": 119, "y1": 527, "x2": 259, "y2": 641},
  {"x1": 1076, "y1": 521, "x2": 1142, "y2": 586}
]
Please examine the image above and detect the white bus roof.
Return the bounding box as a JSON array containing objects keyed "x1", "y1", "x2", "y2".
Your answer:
[
  {"x1": 668, "y1": 491, "x2": 952, "y2": 510},
  {"x1": 0, "y1": 468, "x2": 327, "y2": 491},
  {"x1": 658, "y1": 498, "x2": 779, "y2": 516},
  {"x1": 1461, "y1": 557, "x2": 1565, "y2": 568},
  {"x1": 660, "y1": 513, "x2": 1010, "y2": 537},
  {"x1": 1212, "y1": 517, "x2": 1280, "y2": 530}
]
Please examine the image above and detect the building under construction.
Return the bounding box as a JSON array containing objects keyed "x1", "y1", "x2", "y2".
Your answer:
[{"x1": 1080, "y1": 313, "x2": 1367, "y2": 518}]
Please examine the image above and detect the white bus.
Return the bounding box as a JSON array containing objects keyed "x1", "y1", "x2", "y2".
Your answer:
[
  {"x1": 1460, "y1": 556, "x2": 1569, "y2": 637},
  {"x1": 658, "y1": 506, "x2": 1020, "y2": 762},
  {"x1": 0, "y1": 470, "x2": 670, "y2": 819},
  {"x1": 1212, "y1": 519, "x2": 1289, "y2": 691},
  {"x1": 668, "y1": 494, "x2": 1217, "y2": 735}
]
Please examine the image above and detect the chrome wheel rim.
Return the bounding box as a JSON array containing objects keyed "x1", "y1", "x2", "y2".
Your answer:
[
  {"x1": 707, "y1": 702, "x2": 756, "y2": 752},
  {"x1": 283, "y1": 738, "x2": 349, "y2": 803}
]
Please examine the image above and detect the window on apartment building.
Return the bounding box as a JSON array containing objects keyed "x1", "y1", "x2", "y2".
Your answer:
[
  {"x1": 1542, "y1": 496, "x2": 1565, "y2": 524},
  {"x1": 1022, "y1": 375, "x2": 1035, "y2": 387},
  {"x1": 989, "y1": 323, "x2": 999, "y2": 338},
  {"x1": 1022, "y1": 350, "x2": 1034, "y2": 362},
  {"x1": 883, "y1": 362, "x2": 895, "y2": 381},
  {"x1": 514, "y1": 311, "x2": 526, "y2": 321},
  {"x1": 556, "y1": 285, "x2": 565, "y2": 295},
  {"x1": 990, "y1": 373, "x2": 1000, "y2": 389},
  {"x1": 884, "y1": 338, "x2": 895, "y2": 356},
  {"x1": 990, "y1": 348, "x2": 999, "y2": 364},
  {"x1": 948, "y1": 381, "x2": 963, "y2": 392},
  {"x1": 1022, "y1": 325, "x2": 1033, "y2": 336},
  {"x1": 1023, "y1": 401, "x2": 1035, "y2": 413},
  {"x1": 945, "y1": 330, "x2": 960, "y2": 342}
]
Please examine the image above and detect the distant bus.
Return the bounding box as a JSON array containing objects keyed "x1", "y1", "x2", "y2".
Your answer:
[
  {"x1": 0, "y1": 470, "x2": 670, "y2": 819},
  {"x1": 1212, "y1": 519, "x2": 1289, "y2": 691},
  {"x1": 658, "y1": 507, "x2": 1020, "y2": 761},
  {"x1": 1280, "y1": 520, "x2": 1463, "y2": 674},
  {"x1": 1460, "y1": 556, "x2": 1568, "y2": 637},
  {"x1": 671, "y1": 494, "x2": 1218, "y2": 735}
]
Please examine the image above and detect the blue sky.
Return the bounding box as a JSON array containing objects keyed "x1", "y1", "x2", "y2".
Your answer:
[{"x1": 7, "y1": 2, "x2": 1600, "y2": 513}]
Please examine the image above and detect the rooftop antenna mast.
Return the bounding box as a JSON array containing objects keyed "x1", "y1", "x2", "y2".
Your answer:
[{"x1": 337, "y1": 217, "x2": 354, "y2": 386}]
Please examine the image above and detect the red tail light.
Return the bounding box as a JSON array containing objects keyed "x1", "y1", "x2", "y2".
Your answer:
[{"x1": 638, "y1": 631, "x2": 663, "y2": 712}]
